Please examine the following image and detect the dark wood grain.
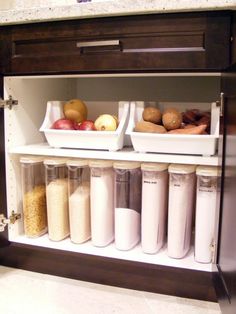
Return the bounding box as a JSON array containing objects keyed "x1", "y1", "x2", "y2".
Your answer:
[
  {"x1": 0, "y1": 242, "x2": 217, "y2": 302},
  {"x1": 0, "y1": 11, "x2": 231, "y2": 75}
]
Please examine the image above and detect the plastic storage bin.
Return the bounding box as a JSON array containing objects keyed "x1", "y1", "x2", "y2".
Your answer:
[
  {"x1": 90, "y1": 160, "x2": 114, "y2": 247},
  {"x1": 40, "y1": 101, "x2": 130, "y2": 151},
  {"x1": 44, "y1": 158, "x2": 69, "y2": 241},
  {"x1": 167, "y1": 164, "x2": 196, "y2": 259},
  {"x1": 20, "y1": 156, "x2": 47, "y2": 238},
  {"x1": 67, "y1": 159, "x2": 91, "y2": 244},
  {"x1": 141, "y1": 162, "x2": 168, "y2": 254},
  {"x1": 113, "y1": 161, "x2": 142, "y2": 251},
  {"x1": 126, "y1": 101, "x2": 220, "y2": 156},
  {"x1": 195, "y1": 166, "x2": 220, "y2": 263}
]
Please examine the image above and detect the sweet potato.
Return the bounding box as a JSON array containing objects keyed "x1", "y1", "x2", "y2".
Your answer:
[
  {"x1": 134, "y1": 121, "x2": 167, "y2": 133},
  {"x1": 168, "y1": 124, "x2": 207, "y2": 135}
]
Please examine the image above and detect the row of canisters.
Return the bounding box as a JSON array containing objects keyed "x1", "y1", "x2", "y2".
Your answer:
[{"x1": 20, "y1": 156, "x2": 220, "y2": 264}]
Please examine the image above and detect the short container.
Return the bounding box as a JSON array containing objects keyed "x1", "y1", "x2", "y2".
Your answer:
[
  {"x1": 167, "y1": 164, "x2": 196, "y2": 259},
  {"x1": 195, "y1": 166, "x2": 220, "y2": 263},
  {"x1": 44, "y1": 158, "x2": 69, "y2": 241},
  {"x1": 40, "y1": 101, "x2": 130, "y2": 151},
  {"x1": 90, "y1": 160, "x2": 114, "y2": 247},
  {"x1": 114, "y1": 161, "x2": 142, "y2": 251},
  {"x1": 20, "y1": 156, "x2": 47, "y2": 238},
  {"x1": 126, "y1": 101, "x2": 220, "y2": 156},
  {"x1": 141, "y1": 162, "x2": 169, "y2": 254},
  {"x1": 67, "y1": 159, "x2": 91, "y2": 244}
]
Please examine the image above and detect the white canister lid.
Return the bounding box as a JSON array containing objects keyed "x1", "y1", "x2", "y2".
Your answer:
[
  {"x1": 66, "y1": 159, "x2": 89, "y2": 167},
  {"x1": 113, "y1": 161, "x2": 141, "y2": 170},
  {"x1": 89, "y1": 159, "x2": 113, "y2": 168},
  {"x1": 141, "y1": 162, "x2": 168, "y2": 172},
  {"x1": 44, "y1": 157, "x2": 68, "y2": 166},
  {"x1": 20, "y1": 156, "x2": 44, "y2": 164},
  {"x1": 168, "y1": 163, "x2": 196, "y2": 174},
  {"x1": 196, "y1": 166, "x2": 220, "y2": 177}
]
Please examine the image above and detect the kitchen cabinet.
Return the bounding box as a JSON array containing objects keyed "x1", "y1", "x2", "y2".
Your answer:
[{"x1": 0, "y1": 10, "x2": 235, "y2": 314}]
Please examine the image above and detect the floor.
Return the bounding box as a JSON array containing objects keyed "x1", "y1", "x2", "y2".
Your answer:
[{"x1": 0, "y1": 266, "x2": 221, "y2": 314}]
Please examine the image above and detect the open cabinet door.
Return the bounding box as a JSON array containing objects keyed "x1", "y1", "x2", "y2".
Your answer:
[
  {"x1": 213, "y1": 71, "x2": 236, "y2": 314},
  {"x1": 0, "y1": 75, "x2": 8, "y2": 247}
]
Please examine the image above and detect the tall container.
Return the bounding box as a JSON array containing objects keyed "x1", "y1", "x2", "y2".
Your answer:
[
  {"x1": 90, "y1": 160, "x2": 114, "y2": 247},
  {"x1": 44, "y1": 158, "x2": 69, "y2": 241},
  {"x1": 113, "y1": 161, "x2": 142, "y2": 251},
  {"x1": 67, "y1": 159, "x2": 91, "y2": 244},
  {"x1": 168, "y1": 164, "x2": 196, "y2": 259},
  {"x1": 20, "y1": 156, "x2": 47, "y2": 238},
  {"x1": 141, "y1": 163, "x2": 168, "y2": 254},
  {"x1": 195, "y1": 166, "x2": 220, "y2": 263}
]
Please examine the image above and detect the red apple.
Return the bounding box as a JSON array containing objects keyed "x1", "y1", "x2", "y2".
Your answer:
[
  {"x1": 78, "y1": 120, "x2": 96, "y2": 131},
  {"x1": 51, "y1": 118, "x2": 76, "y2": 130}
]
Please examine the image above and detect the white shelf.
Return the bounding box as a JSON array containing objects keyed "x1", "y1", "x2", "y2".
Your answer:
[
  {"x1": 13, "y1": 234, "x2": 212, "y2": 272},
  {"x1": 9, "y1": 143, "x2": 219, "y2": 166}
]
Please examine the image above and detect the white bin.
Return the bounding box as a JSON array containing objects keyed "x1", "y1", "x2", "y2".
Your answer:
[
  {"x1": 141, "y1": 163, "x2": 168, "y2": 254},
  {"x1": 195, "y1": 166, "x2": 220, "y2": 263},
  {"x1": 167, "y1": 164, "x2": 196, "y2": 259}
]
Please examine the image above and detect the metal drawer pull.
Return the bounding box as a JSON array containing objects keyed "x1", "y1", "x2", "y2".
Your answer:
[{"x1": 76, "y1": 40, "x2": 120, "y2": 48}]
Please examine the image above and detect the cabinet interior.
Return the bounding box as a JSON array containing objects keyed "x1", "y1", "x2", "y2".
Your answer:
[{"x1": 3, "y1": 73, "x2": 222, "y2": 272}]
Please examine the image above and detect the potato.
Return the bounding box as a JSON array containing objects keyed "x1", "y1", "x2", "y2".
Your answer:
[
  {"x1": 63, "y1": 99, "x2": 87, "y2": 123},
  {"x1": 134, "y1": 121, "x2": 167, "y2": 133},
  {"x1": 162, "y1": 108, "x2": 182, "y2": 130},
  {"x1": 142, "y1": 107, "x2": 162, "y2": 124}
]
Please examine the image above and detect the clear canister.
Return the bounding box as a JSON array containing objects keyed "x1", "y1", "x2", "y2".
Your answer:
[
  {"x1": 195, "y1": 166, "x2": 220, "y2": 263},
  {"x1": 114, "y1": 161, "x2": 142, "y2": 251},
  {"x1": 67, "y1": 159, "x2": 90, "y2": 244},
  {"x1": 44, "y1": 158, "x2": 69, "y2": 241},
  {"x1": 90, "y1": 160, "x2": 114, "y2": 247},
  {"x1": 167, "y1": 164, "x2": 196, "y2": 259},
  {"x1": 20, "y1": 156, "x2": 47, "y2": 238},
  {"x1": 141, "y1": 163, "x2": 168, "y2": 254}
]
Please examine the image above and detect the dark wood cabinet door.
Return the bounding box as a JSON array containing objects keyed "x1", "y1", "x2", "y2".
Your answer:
[
  {"x1": 213, "y1": 71, "x2": 236, "y2": 314},
  {"x1": 2, "y1": 11, "x2": 231, "y2": 75},
  {"x1": 0, "y1": 76, "x2": 8, "y2": 248}
]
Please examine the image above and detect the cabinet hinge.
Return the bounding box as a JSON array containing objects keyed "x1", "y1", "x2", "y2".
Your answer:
[
  {"x1": 0, "y1": 96, "x2": 18, "y2": 110},
  {"x1": 0, "y1": 211, "x2": 21, "y2": 232},
  {"x1": 216, "y1": 92, "x2": 224, "y2": 117},
  {"x1": 210, "y1": 239, "x2": 216, "y2": 261}
]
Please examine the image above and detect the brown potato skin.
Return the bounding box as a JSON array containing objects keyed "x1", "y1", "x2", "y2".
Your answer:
[
  {"x1": 162, "y1": 108, "x2": 182, "y2": 130},
  {"x1": 142, "y1": 107, "x2": 162, "y2": 124},
  {"x1": 168, "y1": 124, "x2": 207, "y2": 134},
  {"x1": 134, "y1": 121, "x2": 167, "y2": 133}
]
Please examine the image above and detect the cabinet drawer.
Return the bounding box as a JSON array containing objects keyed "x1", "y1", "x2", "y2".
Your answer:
[{"x1": 3, "y1": 11, "x2": 232, "y2": 74}]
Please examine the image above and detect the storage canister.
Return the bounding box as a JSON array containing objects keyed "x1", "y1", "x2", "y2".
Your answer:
[
  {"x1": 167, "y1": 164, "x2": 196, "y2": 259},
  {"x1": 195, "y1": 166, "x2": 220, "y2": 263},
  {"x1": 20, "y1": 156, "x2": 47, "y2": 238},
  {"x1": 67, "y1": 159, "x2": 91, "y2": 244},
  {"x1": 90, "y1": 160, "x2": 114, "y2": 247},
  {"x1": 113, "y1": 161, "x2": 142, "y2": 251},
  {"x1": 141, "y1": 162, "x2": 168, "y2": 254},
  {"x1": 44, "y1": 158, "x2": 69, "y2": 241}
]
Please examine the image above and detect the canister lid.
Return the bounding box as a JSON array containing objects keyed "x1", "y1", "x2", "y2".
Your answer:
[
  {"x1": 20, "y1": 156, "x2": 44, "y2": 164},
  {"x1": 141, "y1": 162, "x2": 168, "y2": 172},
  {"x1": 89, "y1": 159, "x2": 113, "y2": 168},
  {"x1": 66, "y1": 159, "x2": 89, "y2": 167},
  {"x1": 113, "y1": 161, "x2": 141, "y2": 170},
  {"x1": 43, "y1": 157, "x2": 68, "y2": 166},
  {"x1": 168, "y1": 163, "x2": 196, "y2": 174},
  {"x1": 196, "y1": 166, "x2": 220, "y2": 177}
]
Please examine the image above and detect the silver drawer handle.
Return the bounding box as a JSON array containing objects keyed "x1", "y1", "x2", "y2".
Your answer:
[{"x1": 76, "y1": 40, "x2": 120, "y2": 48}]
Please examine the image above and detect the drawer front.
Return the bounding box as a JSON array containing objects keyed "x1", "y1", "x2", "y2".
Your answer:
[{"x1": 4, "y1": 11, "x2": 232, "y2": 74}]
